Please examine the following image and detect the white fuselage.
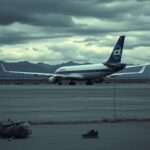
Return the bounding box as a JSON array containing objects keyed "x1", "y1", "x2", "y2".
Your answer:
[{"x1": 55, "y1": 63, "x2": 115, "y2": 80}]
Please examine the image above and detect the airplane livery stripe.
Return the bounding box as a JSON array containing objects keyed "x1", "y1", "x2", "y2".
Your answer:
[{"x1": 56, "y1": 69, "x2": 113, "y2": 74}]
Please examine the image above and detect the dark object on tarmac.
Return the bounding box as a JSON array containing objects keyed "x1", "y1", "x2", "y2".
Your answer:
[
  {"x1": 82, "y1": 129, "x2": 99, "y2": 138},
  {"x1": 0, "y1": 119, "x2": 32, "y2": 140}
]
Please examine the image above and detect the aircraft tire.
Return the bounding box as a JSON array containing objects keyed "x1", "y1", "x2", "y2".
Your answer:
[
  {"x1": 58, "y1": 82, "x2": 62, "y2": 85},
  {"x1": 86, "y1": 81, "x2": 93, "y2": 85},
  {"x1": 69, "y1": 81, "x2": 76, "y2": 85}
]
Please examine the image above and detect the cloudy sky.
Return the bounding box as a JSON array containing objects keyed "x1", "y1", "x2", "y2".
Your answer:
[{"x1": 0, "y1": 0, "x2": 150, "y2": 64}]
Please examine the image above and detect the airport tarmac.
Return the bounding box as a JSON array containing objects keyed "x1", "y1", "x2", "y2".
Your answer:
[
  {"x1": 0, "y1": 84, "x2": 150, "y2": 121},
  {"x1": 0, "y1": 84, "x2": 150, "y2": 150},
  {"x1": 0, "y1": 122, "x2": 150, "y2": 150}
]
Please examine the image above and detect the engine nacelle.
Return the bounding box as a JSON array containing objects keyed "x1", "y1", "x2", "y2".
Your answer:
[{"x1": 48, "y1": 76, "x2": 58, "y2": 83}]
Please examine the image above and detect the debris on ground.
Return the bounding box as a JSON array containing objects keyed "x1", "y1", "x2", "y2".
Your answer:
[
  {"x1": 0, "y1": 119, "x2": 32, "y2": 140},
  {"x1": 82, "y1": 129, "x2": 99, "y2": 138}
]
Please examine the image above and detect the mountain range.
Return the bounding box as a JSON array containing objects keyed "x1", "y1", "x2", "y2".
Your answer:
[{"x1": 0, "y1": 61, "x2": 83, "y2": 73}]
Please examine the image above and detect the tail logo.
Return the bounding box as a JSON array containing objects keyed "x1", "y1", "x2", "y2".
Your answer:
[{"x1": 113, "y1": 45, "x2": 121, "y2": 56}]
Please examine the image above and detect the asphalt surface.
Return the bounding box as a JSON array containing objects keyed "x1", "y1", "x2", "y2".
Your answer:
[
  {"x1": 1, "y1": 122, "x2": 150, "y2": 150},
  {"x1": 0, "y1": 84, "x2": 150, "y2": 121},
  {"x1": 0, "y1": 84, "x2": 150, "y2": 150}
]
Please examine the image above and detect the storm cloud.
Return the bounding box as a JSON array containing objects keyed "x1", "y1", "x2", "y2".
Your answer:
[{"x1": 0, "y1": 0, "x2": 149, "y2": 64}]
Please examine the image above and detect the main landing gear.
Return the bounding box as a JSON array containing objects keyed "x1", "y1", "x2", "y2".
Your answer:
[
  {"x1": 57, "y1": 80, "x2": 93, "y2": 85},
  {"x1": 58, "y1": 82, "x2": 62, "y2": 85},
  {"x1": 69, "y1": 81, "x2": 76, "y2": 85},
  {"x1": 86, "y1": 80, "x2": 93, "y2": 85},
  {"x1": 57, "y1": 80, "x2": 76, "y2": 85}
]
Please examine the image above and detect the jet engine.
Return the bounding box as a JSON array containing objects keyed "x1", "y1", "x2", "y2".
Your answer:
[{"x1": 48, "y1": 76, "x2": 58, "y2": 83}]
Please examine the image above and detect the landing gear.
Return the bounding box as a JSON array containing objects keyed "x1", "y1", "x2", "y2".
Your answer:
[
  {"x1": 69, "y1": 81, "x2": 76, "y2": 85},
  {"x1": 58, "y1": 82, "x2": 62, "y2": 85},
  {"x1": 86, "y1": 80, "x2": 93, "y2": 85},
  {"x1": 58, "y1": 81, "x2": 62, "y2": 85},
  {"x1": 98, "y1": 79, "x2": 104, "y2": 83}
]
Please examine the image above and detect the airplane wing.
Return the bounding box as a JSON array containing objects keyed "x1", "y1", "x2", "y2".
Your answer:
[
  {"x1": 109, "y1": 64, "x2": 147, "y2": 77},
  {"x1": 0, "y1": 64, "x2": 54, "y2": 77},
  {"x1": 125, "y1": 63, "x2": 149, "y2": 69},
  {"x1": 1, "y1": 64, "x2": 84, "y2": 79}
]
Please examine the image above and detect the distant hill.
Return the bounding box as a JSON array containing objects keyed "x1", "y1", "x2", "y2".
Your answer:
[
  {"x1": 0, "y1": 61, "x2": 50, "y2": 73},
  {"x1": 37, "y1": 61, "x2": 85, "y2": 73},
  {"x1": 0, "y1": 61, "x2": 85, "y2": 79},
  {"x1": 0, "y1": 61, "x2": 83, "y2": 73}
]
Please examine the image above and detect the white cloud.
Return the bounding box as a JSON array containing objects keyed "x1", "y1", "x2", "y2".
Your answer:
[{"x1": 0, "y1": 0, "x2": 150, "y2": 64}]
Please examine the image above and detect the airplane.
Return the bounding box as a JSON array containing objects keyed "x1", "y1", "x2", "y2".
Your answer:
[{"x1": 0, "y1": 35, "x2": 147, "y2": 85}]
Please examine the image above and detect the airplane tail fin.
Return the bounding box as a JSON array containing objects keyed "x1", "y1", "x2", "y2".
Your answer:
[{"x1": 105, "y1": 35, "x2": 125, "y2": 65}]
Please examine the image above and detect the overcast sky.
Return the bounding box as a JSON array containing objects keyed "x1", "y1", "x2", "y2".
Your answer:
[{"x1": 0, "y1": 0, "x2": 150, "y2": 64}]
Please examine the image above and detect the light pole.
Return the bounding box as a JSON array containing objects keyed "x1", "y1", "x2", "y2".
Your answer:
[{"x1": 113, "y1": 76, "x2": 117, "y2": 120}]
